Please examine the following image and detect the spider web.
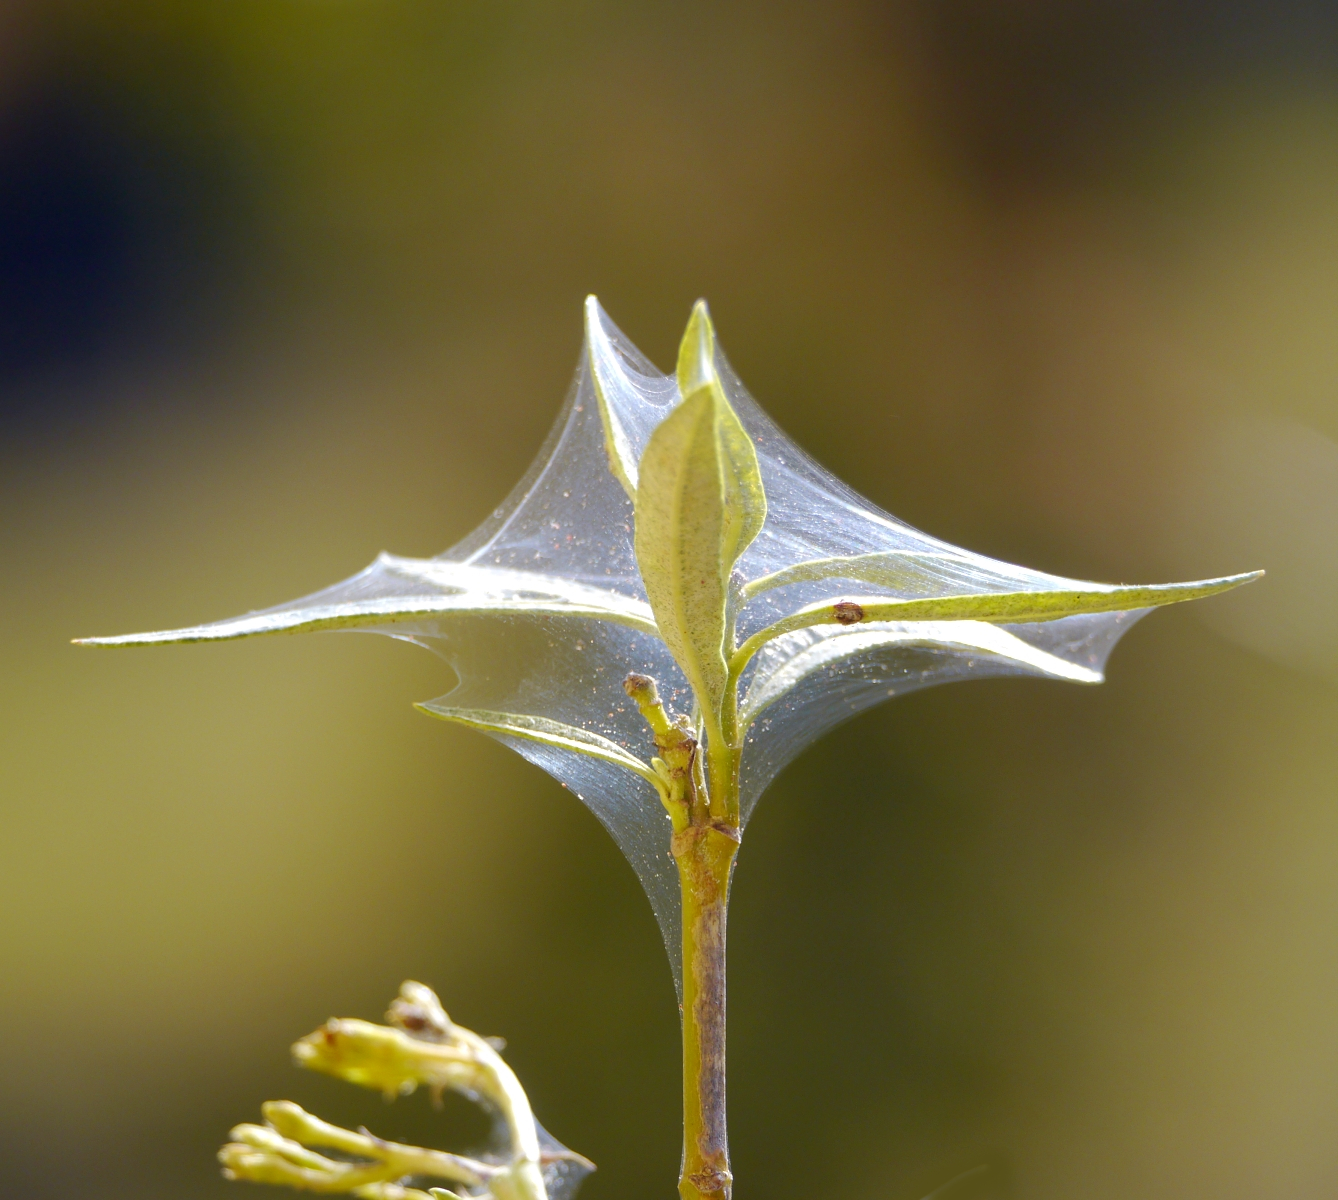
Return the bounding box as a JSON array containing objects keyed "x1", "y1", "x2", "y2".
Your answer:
[
  {"x1": 362, "y1": 302, "x2": 1143, "y2": 991},
  {"x1": 84, "y1": 301, "x2": 1151, "y2": 994}
]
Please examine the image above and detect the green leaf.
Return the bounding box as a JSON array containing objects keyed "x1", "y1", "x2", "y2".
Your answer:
[
  {"x1": 74, "y1": 555, "x2": 659, "y2": 646},
  {"x1": 634, "y1": 302, "x2": 766, "y2": 723},
  {"x1": 635, "y1": 388, "x2": 729, "y2": 715},
  {"x1": 584, "y1": 294, "x2": 640, "y2": 502},
  {"x1": 413, "y1": 703, "x2": 665, "y2": 795},
  {"x1": 677, "y1": 301, "x2": 766, "y2": 569},
  {"x1": 731, "y1": 571, "x2": 1263, "y2": 671},
  {"x1": 739, "y1": 620, "x2": 1102, "y2": 731}
]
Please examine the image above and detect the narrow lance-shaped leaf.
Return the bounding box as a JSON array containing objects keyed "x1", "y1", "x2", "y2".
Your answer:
[
  {"x1": 633, "y1": 301, "x2": 766, "y2": 726},
  {"x1": 684, "y1": 306, "x2": 765, "y2": 573},
  {"x1": 75, "y1": 556, "x2": 659, "y2": 646},
  {"x1": 732, "y1": 572, "x2": 1262, "y2": 672},
  {"x1": 739, "y1": 620, "x2": 1104, "y2": 732},
  {"x1": 414, "y1": 704, "x2": 667, "y2": 799}
]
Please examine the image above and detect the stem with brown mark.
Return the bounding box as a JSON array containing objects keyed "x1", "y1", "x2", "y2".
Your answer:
[
  {"x1": 673, "y1": 812, "x2": 738, "y2": 1200},
  {"x1": 625, "y1": 672, "x2": 741, "y2": 1200}
]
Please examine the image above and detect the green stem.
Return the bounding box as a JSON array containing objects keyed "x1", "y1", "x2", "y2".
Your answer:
[
  {"x1": 624, "y1": 671, "x2": 741, "y2": 1199},
  {"x1": 674, "y1": 817, "x2": 738, "y2": 1200}
]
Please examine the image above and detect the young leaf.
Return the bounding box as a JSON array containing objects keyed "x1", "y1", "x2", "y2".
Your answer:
[
  {"x1": 732, "y1": 572, "x2": 1262, "y2": 670},
  {"x1": 634, "y1": 302, "x2": 766, "y2": 722},
  {"x1": 678, "y1": 302, "x2": 766, "y2": 570},
  {"x1": 75, "y1": 556, "x2": 659, "y2": 646},
  {"x1": 413, "y1": 703, "x2": 666, "y2": 797},
  {"x1": 739, "y1": 620, "x2": 1102, "y2": 731}
]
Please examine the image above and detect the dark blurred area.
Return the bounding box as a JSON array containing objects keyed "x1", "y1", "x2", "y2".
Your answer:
[{"x1": 4, "y1": 4, "x2": 1338, "y2": 1199}]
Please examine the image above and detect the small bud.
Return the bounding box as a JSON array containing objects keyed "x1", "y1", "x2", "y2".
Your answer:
[
  {"x1": 218, "y1": 1137, "x2": 335, "y2": 1186},
  {"x1": 622, "y1": 672, "x2": 659, "y2": 704},
  {"x1": 228, "y1": 1124, "x2": 286, "y2": 1152},
  {"x1": 261, "y1": 1101, "x2": 317, "y2": 1142},
  {"x1": 388, "y1": 980, "x2": 452, "y2": 1043},
  {"x1": 624, "y1": 671, "x2": 678, "y2": 742},
  {"x1": 293, "y1": 1018, "x2": 424, "y2": 1098}
]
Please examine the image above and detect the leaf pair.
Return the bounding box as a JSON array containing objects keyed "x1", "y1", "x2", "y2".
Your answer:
[{"x1": 628, "y1": 302, "x2": 766, "y2": 733}]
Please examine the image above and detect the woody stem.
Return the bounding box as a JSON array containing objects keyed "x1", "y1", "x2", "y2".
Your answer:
[
  {"x1": 674, "y1": 748, "x2": 739, "y2": 1200},
  {"x1": 621, "y1": 671, "x2": 740, "y2": 1200}
]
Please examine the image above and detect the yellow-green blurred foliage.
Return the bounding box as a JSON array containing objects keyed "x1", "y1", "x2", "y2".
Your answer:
[{"x1": 3, "y1": 5, "x2": 1337, "y2": 1199}]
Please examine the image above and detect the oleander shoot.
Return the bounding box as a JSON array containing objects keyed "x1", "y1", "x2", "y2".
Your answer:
[{"x1": 79, "y1": 298, "x2": 1258, "y2": 1200}]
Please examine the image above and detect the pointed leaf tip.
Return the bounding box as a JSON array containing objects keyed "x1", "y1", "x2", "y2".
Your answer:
[
  {"x1": 676, "y1": 300, "x2": 716, "y2": 399},
  {"x1": 584, "y1": 294, "x2": 641, "y2": 502}
]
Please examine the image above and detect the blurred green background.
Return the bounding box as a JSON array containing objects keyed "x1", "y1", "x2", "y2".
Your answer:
[{"x1": 3, "y1": 4, "x2": 1338, "y2": 1198}]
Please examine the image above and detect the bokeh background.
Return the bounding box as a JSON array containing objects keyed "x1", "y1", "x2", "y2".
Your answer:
[{"x1": 4, "y1": 4, "x2": 1338, "y2": 1198}]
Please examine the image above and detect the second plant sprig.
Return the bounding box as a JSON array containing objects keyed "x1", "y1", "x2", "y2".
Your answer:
[{"x1": 221, "y1": 981, "x2": 593, "y2": 1200}]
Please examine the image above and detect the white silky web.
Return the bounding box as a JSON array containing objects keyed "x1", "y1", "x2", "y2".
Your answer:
[
  {"x1": 80, "y1": 299, "x2": 1218, "y2": 992},
  {"x1": 389, "y1": 307, "x2": 1144, "y2": 986}
]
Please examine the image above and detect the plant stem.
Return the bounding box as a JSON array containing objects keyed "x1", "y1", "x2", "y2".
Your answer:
[
  {"x1": 625, "y1": 670, "x2": 741, "y2": 1198},
  {"x1": 673, "y1": 815, "x2": 739, "y2": 1200}
]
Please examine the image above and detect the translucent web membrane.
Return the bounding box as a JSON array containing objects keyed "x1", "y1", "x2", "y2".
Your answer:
[
  {"x1": 79, "y1": 299, "x2": 1256, "y2": 992},
  {"x1": 474, "y1": 1103, "x2": 593, "y2": 1200}
]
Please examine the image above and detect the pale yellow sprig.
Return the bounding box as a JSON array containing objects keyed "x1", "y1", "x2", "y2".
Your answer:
[
  {"x1": 222, "y1": 1101, "x2": 489, "y2": 1198},
  {"x1": 219, "y1": 982, "x2": 593, "y2": 1200}
]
